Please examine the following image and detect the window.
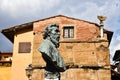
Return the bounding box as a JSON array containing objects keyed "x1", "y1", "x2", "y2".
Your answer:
[
  {"x1": 4, "y1": 56, "x2": 9, "y2": 58},
  {"x1": 4, "y1": 56, "x2": 10, "y2": 61},
  {"x1": 0, "y1": 56, "x2": 1, "y2": 60},
  {"x1": 18, "y1": 42, "x2": 31, "y2": 53},
  {"x1": 63, "y1": 26, "x2": 74, "y2": 38}
]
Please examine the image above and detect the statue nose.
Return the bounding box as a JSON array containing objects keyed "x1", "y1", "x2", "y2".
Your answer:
[
  {"x1": 58, "y1": 33, "x2": 60, "y2": 35},
  {"x1": 58, "y1": 32, "x2": 60, "y2": 35}
]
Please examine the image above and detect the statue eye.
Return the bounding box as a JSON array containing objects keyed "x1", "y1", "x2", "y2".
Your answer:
[
  {"x1": 56, "y1": 30, "x2": 58, "y2": 32},
  {"x1": 55, "y1": 29, "x2": 59, "y2": 32}
]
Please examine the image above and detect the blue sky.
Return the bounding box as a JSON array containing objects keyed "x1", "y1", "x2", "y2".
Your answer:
[{"x1": 0, "y1": 0, "x2": 120, "y2": 63}]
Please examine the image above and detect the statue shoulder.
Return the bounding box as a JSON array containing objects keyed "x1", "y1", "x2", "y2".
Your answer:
[{"x1": 38, "y1": 39, "x2": 52, "y2": 53}]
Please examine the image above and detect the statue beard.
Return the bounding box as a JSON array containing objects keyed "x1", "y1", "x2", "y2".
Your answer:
[{"x1": 49, "y1": 34, "x2": 60, "y2": 48}]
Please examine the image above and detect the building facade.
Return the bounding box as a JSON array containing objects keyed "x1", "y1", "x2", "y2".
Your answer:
[
  {"x1": 0, "y1": 52, "x2": 12, "y2": 66},
  {"x1": 1, "y1": 15, "x2": 113, "y2": 80},
  {"x1": 0, "y1": 52, "x2": 12, "y2": 80}
]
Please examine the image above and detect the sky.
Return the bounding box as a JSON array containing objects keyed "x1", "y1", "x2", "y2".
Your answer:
[{"x1": 0, "y1": 0, "x2": 120, "y2": 63}]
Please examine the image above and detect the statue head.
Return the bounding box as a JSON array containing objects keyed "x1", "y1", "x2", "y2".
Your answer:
[{"x1": 42, "y1": 24, "x2": 60, "y2": 48}]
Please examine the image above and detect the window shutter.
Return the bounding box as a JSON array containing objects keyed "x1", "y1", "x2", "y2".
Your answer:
[{"x1": 19, "y1": 42, "x2": 31, "y2": 53}]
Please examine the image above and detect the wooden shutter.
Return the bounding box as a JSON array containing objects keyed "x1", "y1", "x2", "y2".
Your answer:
[{"x1": 19, "y1": 42, "x2": 31, "y2": 53}]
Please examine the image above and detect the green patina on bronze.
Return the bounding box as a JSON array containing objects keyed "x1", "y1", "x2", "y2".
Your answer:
[{"x1": 38, "y1": 24, "x2": 66, "y2": 79}]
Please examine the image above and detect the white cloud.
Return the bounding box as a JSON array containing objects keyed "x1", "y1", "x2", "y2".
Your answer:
[
  {"x1": 109, "y1": 32, "x2": 120, "y2": 63},
  {"x1": 0, "y1": 0, "x2": 61, "y2": 17},
  {"x1": 0, "y1": 0, "x2": 120, "y2": 23},
  {"x1": 116, "y1": 35, "x2": 120, "y2": 41}
]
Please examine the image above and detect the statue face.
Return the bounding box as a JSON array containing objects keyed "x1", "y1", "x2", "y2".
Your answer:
[{"x1": 50, "y1": 27, "x2": 60, "y2": 42}]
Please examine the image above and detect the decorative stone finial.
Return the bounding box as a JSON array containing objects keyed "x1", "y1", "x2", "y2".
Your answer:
[
  {"x1": 97, "y1": 16, "x2": 107, "y2": 39},
  {"x1": 97, "y1": 16, "x2": 107, "y2": 26}
]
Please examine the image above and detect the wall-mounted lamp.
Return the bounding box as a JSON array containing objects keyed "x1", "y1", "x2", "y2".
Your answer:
[{"x1": 25, "y1": 64, "x2": 33, "y2": 80}]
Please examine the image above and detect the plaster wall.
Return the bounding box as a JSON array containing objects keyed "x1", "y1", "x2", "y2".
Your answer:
[{"x1": 11, "y1": 28, "x2": 33, "y2": 80}]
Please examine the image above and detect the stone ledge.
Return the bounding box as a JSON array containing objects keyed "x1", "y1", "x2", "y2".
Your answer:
[{"x1": 60, "y1": 39, "x2": 108, "y2": 43}]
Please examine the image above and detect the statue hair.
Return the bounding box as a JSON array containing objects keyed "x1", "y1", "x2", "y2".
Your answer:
[{"x1": 42, "y1": 24, "x2": 59, "y2": 39}]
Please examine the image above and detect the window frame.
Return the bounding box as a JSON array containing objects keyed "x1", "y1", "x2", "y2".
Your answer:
[{"x1": 63, "y1": 26, "x2": 74, "y2": 38}]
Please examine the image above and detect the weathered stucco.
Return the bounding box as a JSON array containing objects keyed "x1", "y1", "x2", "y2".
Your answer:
[{"x1": 11, "y1": 28, "x2": 33, "y2": 80}]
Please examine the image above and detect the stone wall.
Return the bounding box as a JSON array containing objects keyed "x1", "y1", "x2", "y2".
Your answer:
[{"x1": 32, "y1": 16, "x2": 111, "y2": 80}]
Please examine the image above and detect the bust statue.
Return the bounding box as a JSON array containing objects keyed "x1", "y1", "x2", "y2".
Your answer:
[{"x1": 38, "y1": 24, "x2": 66, "y2": 80}]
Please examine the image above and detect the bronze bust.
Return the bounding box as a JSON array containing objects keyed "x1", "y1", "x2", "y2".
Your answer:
[{"x1": 38, "y1": 24, "x2": 66, "y2": 80}]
